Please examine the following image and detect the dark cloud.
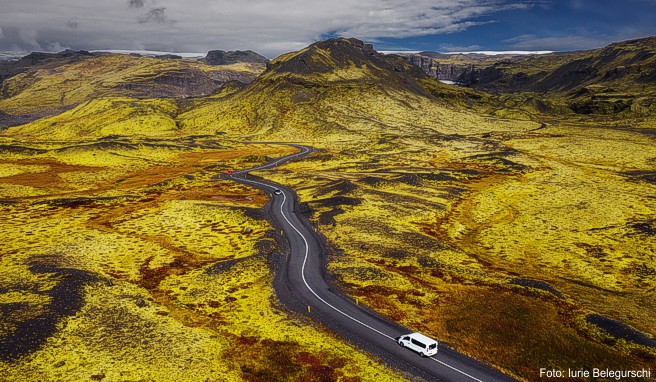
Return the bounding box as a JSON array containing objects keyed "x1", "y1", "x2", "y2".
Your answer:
[
  {"x1": 138, "y1": 7, "x2": 175, "y2": 25},
  {"x1": 66, "y1": 19, "x2": 79, "y2": 29},
  {"x1": 0, "y1": 0, "x2": 537, "y2": 56},
  {"x1": 7, "y1": 0, "x2": 642, "y2": 57},
  {"x1": 128, "y1": 0, "x2": 145, "y2": 9}
]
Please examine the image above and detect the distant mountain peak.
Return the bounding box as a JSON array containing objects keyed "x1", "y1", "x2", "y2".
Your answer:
[
  {"x1": 203, "y1": 50, "x2": 268, "y2": 65},
  {"x1": 265, "y1": 37, "x2": 427, "y2": 82}
]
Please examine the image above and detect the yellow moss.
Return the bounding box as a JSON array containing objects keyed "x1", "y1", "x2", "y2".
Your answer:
[
  {"x1": 0, "y1": 142, "x2": 406, "y2": 381},
  {"x1": 0, "y1": 281, "x2": 241, "y2": 382},
  {"x1": 7, "y1": 97, "x2": 180, "y2": 140},
  {"x1": 161, "y1": 254, "x2": 404, "y2": 381},
  {"x1": 114, "y1": 200, "x2": 267, "y2": 261},
  {"x1": 0, "y1": 53, "x2": 264, "y2": 118},
  {"x1": 261, "y1": 121, "x2": 656, "y2": 380},
  {"x1": 0, "y1": 183, "x2": 52, "y2": 198},
  {"x1": 0, "y1": 164, "x2": 50, "y2": 178}
]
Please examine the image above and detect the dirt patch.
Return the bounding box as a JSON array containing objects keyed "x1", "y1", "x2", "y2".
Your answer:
[
  {"x1": 312, "y1": 196, "x2": 362, "y2": 208},
  {"x1": 0, "y1": 159, "x2": 101, "y2": 189},
  {"x1": 243, "y1": 207, "x2": 268, "y2": 221},
  {"x1": 205, "y1": 234, "x2": 275, "y2": 275},
  {"x1": 315, "y1": 179, "x2": 357, "y2": 197},
  {"x1": 359, "y1": 176, "x2": 388, "y2": 187},
  {"x1": 318, "y1": 207, "x2": 344, "y2": 226},
  {"x1": 395, "y1": 173, "x2": 422, "y2": 186},
  {"x1": 466, "y1": 152, "x2": 528, "y2": 172},
  {"x1": 419, "y1": 172, "x2": 458, "y2": 182},
  {"x1": 33, "y1": 195, "x2": 142, "y2": 208},
  {"x1": 0, "y1": 145, "x2": 48, "y2": 156},
  {"x1": 629, "y1": 219, "x2": 656, "y2": 236}
]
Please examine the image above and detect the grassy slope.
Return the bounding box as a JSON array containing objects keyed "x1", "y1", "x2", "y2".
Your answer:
[
  {"x1": 0, "y1": 54, "x2": 264, "y2": 118},
  {"x1": 6, "y1": 98, "x2": 180, "y2": 140},
  {"x1": 1, "y1": 54, "x2": 265, "y2": 139},
  {"x1": 177, "y1": 39, "x2": 526, "y2": 141},
  {"x1": 469, "y1": 37, "x2": 656, "y2": 120}
]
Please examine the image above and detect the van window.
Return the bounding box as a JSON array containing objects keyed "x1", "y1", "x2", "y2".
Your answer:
[
  {"x1": 411, "y1": 339, "x2": 426, "y2": 348},
  {"x1": 428, "y1": 343, "x2": 437, "y2": 350}
]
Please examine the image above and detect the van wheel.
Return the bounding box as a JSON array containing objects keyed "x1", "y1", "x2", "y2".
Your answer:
[
  {"x1": 399, "y1": 341, "x2": 405, "y2": 347},
  {"x1": 420, "y1": 353, "x2": 427, "y2": 358}
]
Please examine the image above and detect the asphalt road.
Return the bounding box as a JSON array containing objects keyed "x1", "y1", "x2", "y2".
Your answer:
[{"x1": 230, "y1": 144, "x2": 518, "y2": 382}]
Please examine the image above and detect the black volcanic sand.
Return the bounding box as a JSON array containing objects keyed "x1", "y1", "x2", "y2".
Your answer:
[
  {"x1": 510, "y1": 278, "x2": 564, "y2": 299},
  {"x1": 0, "y1": 256, "x2": 97, "y2": 361},
  {"x1": 586, "y1": 314, "x2": 656, "y2": 348},
  {"x1": 625, "y1": 170, "x2": 656, "y2": 185}
]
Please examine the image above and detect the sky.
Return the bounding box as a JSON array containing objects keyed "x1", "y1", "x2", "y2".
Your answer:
[{"x1": 0, "y1": 0, "x2": 655, "y2": 58}]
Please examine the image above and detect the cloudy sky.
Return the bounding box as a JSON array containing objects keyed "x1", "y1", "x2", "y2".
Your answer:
[{"x1": 0, "y1": 0, "x2": 655, "y2": 57}]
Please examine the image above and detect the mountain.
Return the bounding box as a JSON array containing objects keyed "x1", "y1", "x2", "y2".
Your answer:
[
  {"x1": 400, "y1": 37, "x2": 656, "y2": 117},
  {"x1": 465, "y1": 37, "x2": 656, "y2": 115},
  {"x1": 203, "y1": 50, "x2": 269, "y2": 65},
  {"x1": 0, "y1": 52, "x2": 265, "y2": 129},
  {"x1": 466, "y1": 37, "x2": 656, "y2": 92},
  {"x1": 178, "y1": 38, "x2": 499, "y2": 141}
]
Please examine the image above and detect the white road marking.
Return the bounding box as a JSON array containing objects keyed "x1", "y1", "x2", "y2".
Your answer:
[
  {"x1": 231, "y1": 145, "x2": 485, "y2": 382},
  {"x1": 431, "y1": 358, "x2": 484, "y2": 382}
]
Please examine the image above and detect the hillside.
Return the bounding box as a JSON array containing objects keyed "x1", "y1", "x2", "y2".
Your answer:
[
  {"x1": 466, "y1": 37, "x2": 656, "y2": 116},
  {"x1": 401, "y1": 38, "x2": 656, "y2": 119},
  {"x1": 0, "y1": 52, "x2": 265, "y2": 129},
  {"x1": 178, "y1": 38, "x2": 517, "y2": 141},
  {"x1": 202, "y1": 50, "x2": 269, "y2": 65},
  {"x1": 467, "y1": 38, "x2": 656, "y2": 92}
]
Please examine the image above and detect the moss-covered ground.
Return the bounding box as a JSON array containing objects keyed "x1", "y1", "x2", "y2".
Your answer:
[
  {"x1": 0, "y1": 138, "x2": 405, "y2": 381},
  {"x1": 2, "y1": 38, "x2": 655, "y2": 381},
  {"x1": 262, "y1": 121, "x2": 656, "y2": 381}
]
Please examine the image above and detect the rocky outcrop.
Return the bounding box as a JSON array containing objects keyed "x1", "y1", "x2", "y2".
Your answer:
[
  {"x1": 0, "y1": 50, "x2": 94, "y2": 86},
  {"x1": 18, "y1": 49, "x2": 92, "y2": 65},
  {"x1": 405, "y1": 54, "x2": 474, "y2": 83},
  {"x1": 203, "y1": 50, "x2": 268, "y2": 65},
  {"x1": 118, "y1": 69, "x2": 258, "y2": 98}
]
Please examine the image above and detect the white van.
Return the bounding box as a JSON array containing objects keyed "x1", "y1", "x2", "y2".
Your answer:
[{"x1": 397, "y1": 332, "x2": 438, "y2": 357}]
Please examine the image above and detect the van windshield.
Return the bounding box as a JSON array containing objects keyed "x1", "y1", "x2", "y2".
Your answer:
[{"x1": 428, "y1": 343, "x2": 437, "y2": 350}]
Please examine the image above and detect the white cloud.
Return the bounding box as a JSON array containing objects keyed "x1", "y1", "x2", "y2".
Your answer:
[
  {"x1": 0, "y1": 0, "x2": 536, "y2": 57},
  {"x1": 437, "y1": 43, "x2": 483, "y2": 52}
]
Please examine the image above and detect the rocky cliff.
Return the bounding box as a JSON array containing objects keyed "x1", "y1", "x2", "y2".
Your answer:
[{"x1": 405, "y1": 53, "x2": 474, "y2": 82}]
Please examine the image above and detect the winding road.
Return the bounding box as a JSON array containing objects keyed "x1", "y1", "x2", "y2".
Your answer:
[{"x1": 229, "y1": 144, "x2": 518, "y2": 382}]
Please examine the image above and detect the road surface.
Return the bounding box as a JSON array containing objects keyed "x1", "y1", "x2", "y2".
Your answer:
[{"x1": 229, "y1": 143, "x2": 518, "y2": 382}]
